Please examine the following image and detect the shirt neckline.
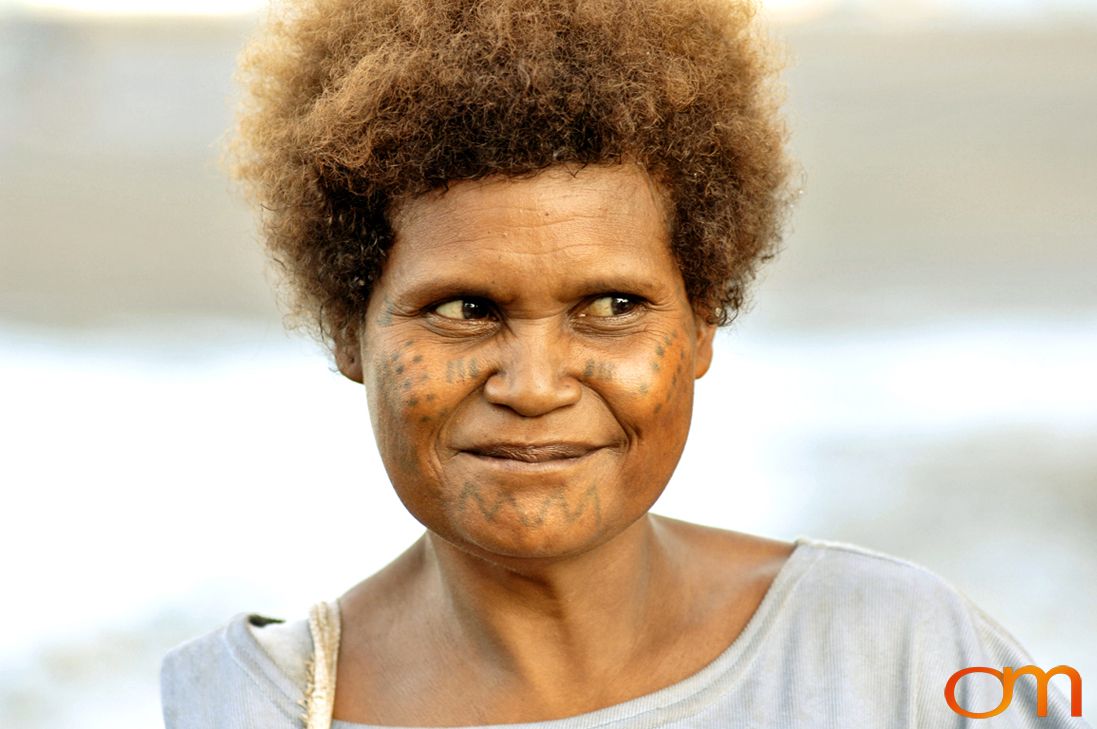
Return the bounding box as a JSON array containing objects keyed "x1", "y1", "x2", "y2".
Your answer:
[{"x1": 235, "y1": 537, "x2": 821, "y2": 729}]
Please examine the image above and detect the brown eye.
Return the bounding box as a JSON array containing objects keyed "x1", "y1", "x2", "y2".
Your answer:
[
  {"x1": 434, "y1": 298, "x2": 494, "y2": 320},
  {"x1": 583, "y1": 295, "x2": 639, "y2": 318}
]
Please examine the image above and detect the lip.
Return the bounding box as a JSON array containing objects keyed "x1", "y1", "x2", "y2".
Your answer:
[{"x1": 463, "y1": 442, "x2": 601, "y2": 463}]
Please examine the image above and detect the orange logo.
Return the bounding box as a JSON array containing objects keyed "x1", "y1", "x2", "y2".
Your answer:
[{"x1": 945, "y1": 665, "x2": 1082, "y2": 719}]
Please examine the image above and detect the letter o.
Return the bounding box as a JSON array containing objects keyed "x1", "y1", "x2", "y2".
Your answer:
[{"x1": 945, "y1": 666, "x2": 1014, "y2": 719}]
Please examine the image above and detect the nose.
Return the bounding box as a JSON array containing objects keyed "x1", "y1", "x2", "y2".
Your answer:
[{"x1": 482, "y1": 325, "x2": 582, "y2": 417}]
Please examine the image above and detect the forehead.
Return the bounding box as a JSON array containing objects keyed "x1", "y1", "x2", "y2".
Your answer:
[{"x1": 384, "y1": 165, "x2": 678, "y2": 294}]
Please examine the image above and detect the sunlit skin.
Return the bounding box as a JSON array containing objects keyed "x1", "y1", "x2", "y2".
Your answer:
[{"x1": 333, "y1": 164, "x2": 793, "y2": 726}]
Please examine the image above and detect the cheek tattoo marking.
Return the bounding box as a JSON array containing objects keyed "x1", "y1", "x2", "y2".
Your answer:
[
  {"x1": 374, "y1": 297, "x2": 397, "y2": 328},
  {"x1": 445, "y1": 358, "x2": 481, "y2": 383},
  {"x1": 375, "y1": 357, "x2": 420, "y2": 476},
  {"x1": 455, "y1": 482, "x2": 602, "y2": 528},
  {"x1": 631, "y1": 331, "x2": 689, "y2": 404},
  {"x1": 662, "y1": 345, "x2": 688, "y2": 407},
  {"x1": 583, "y1": 359, "x2": 616, "y2": 380}
]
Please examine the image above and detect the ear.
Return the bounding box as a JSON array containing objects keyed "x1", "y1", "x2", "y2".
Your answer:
[
  {"x1": 334, "y1": 333, "x2": 364, "y2": 384},
  {"x1": 692, "y1": 316, "x2": 717, "y2": 380}
]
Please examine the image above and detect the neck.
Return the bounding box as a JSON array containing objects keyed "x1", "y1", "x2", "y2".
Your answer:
[{"x1": 421, "y1": 514, "x2": 684, "y2": 691}]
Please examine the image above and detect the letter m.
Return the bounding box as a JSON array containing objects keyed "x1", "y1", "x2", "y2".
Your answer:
[{"x1": 1005, "y1": 665, "x2": 1083, "y2": 718}]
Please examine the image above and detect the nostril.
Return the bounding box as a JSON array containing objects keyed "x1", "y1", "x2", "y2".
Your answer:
[
  {"x1": 480, "y1": 330, "x2": 583, "y2": 416},
  {"x1": 483, "y1": 366, "x2": 582, "y2": 417}
]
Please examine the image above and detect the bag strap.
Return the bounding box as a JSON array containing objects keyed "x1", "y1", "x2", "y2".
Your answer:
[{"x1": 303, "y1": 600, "x2": 341, "y2": 729}]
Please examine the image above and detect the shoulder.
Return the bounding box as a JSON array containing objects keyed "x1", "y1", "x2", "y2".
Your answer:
[
  {"x1": 160, "y1": 613, "x2": 311, "y2": 729},
  {"x1": 785, "y1": 537, "x2": 1023, "y2": 654},
  {"x1": 790, "y1": 537, "x2": 968, "y2": 606},
  {"x1": 766, "y1": 538, "x2": 1085, "y2": 726},
  {"x1": 789, "y1": 539, "x2": 999, "y2": 628},
  {"x1": 702, "y1": 538, "x2": 1084, "y2": 727}
]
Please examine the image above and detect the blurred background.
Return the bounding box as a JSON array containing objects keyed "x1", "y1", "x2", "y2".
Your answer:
[{"x1": 1, "y1": 0, "x2": 1094, "y2": 725}]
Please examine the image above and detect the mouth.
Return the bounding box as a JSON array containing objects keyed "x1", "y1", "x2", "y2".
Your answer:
[{"x1": 462, "y1": 442, "x2": 602, "y2": 463}]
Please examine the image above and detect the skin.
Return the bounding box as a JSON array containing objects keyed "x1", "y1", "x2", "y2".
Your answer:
[{"x1": 333, "y1": 164, "x2": 793, "y2": 726}]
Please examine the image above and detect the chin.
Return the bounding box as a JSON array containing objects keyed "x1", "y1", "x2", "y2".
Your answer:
[
  {"x1": 422, "y1": 500, "x2": 636, "y2": 566},
  {"x1": 396, "y1": 462, "x2": 668, "y2": 563},
  {"x1": 454, "y1": 506, "x2": 609, "y2": 562}
]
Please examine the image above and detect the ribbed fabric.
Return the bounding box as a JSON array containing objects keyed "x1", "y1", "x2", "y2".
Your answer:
[
  {"x1": 305, "y1": 600, "x2": 342, "y2": 729},
  {"x1": 160, "y1": 538, "x2": 1089, "y2": 728}
]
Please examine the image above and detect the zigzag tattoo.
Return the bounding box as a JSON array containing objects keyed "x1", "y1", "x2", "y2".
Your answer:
[{"x1": 455, "y1": 482, "x2": 602, "y2": 528}]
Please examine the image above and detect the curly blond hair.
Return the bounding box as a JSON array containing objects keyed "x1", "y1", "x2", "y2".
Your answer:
[{"x1": 229, "y1": 0, "x2": 792, "y2": 348}]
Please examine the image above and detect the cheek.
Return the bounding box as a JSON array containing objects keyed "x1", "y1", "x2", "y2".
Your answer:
[
  {"x1": 653, "y1": 336, "x2": 693, "y2": 417},
  {"x1": 614, "y1": 332, "x2": 696, "y2": 491},
  {"x1": 366, "y1": 340, "x2": 448, "y2": 473},
  {"x1": 614, "y1": 330, "x2": 693, "y2": 419}
]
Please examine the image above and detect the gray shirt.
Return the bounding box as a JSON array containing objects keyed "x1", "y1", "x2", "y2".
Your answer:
[{"x1": 160, "y1": 538, "x2": 1087, "y2": 728}]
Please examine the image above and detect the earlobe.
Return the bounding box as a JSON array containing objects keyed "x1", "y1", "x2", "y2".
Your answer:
[
  {"x1": 334, "y1": 338, "x2": 364, "y2": 383},
  {"x1": 693, "y1": 320, "x2": 716, "y2": 379}
]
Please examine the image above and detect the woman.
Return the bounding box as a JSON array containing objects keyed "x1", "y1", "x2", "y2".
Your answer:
[{"x1": 162, "y1": 0, "x2": 1082, "y2": 727}]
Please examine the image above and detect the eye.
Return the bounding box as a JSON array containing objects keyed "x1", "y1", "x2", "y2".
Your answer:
[
  {"x1": 581, "y1": 295, "x2": 642, "y2": 318},
  {"x1": 432, "y1": 298, "x2": 495, "y2": 321}
]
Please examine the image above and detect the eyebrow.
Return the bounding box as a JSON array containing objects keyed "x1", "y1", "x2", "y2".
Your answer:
[{"x1": 394, "y1": 273, "x2": 669, "y2": 306}]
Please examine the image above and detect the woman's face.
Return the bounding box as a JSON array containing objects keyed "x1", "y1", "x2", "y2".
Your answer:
[{"x1": 343, "y1": 164, "x2": 714, "y2": 562}]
